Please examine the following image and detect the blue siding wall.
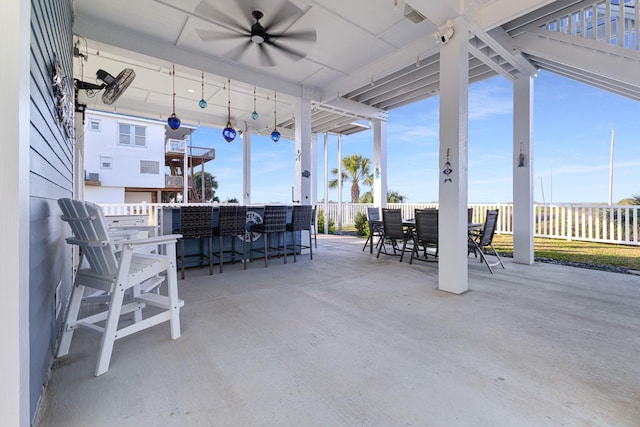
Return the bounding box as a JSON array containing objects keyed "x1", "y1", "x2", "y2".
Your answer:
[{"x1": 29, "y1": 0, "x2": 73, "y2": 421}]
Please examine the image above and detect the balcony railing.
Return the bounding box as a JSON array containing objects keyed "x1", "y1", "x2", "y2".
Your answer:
[{"x1": 99, "y1": 202, "x2": 640, "y2": 246}]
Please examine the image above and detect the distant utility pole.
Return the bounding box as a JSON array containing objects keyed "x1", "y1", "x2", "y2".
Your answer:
[{"x1": 608, "y1": 128, "x2": 615, "y2": 206}]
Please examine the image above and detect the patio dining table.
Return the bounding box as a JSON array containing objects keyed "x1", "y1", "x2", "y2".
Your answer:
[{"x1": 366, "y1": 220, "x2": 484, "y2": 254}]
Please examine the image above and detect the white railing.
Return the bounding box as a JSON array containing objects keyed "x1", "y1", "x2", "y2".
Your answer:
[
  {"x1": 99, "y1": 202, "x2": 640, "y2": 246},
  {"x1": 544, "y1": 0, "x2": 640, "y2": 50},
  {"x1": 318, "y1": 203, "x2": 640, "y2": 246}
]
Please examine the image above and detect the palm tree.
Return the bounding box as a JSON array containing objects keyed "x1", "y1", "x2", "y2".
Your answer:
[
  {"x1": 329, "y1": 154, "x2": 372, "y2": 203},
  {"x1": 193, "y1": 171, "x2": 219, "y2": 202},
  {"x1": 359, "y1": 189, "x2": 407, "y2": 203}
]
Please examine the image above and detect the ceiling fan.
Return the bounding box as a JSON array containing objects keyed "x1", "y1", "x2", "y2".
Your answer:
[{"x1": 195, "y1": 0, "x2": 316, "y2": 67}]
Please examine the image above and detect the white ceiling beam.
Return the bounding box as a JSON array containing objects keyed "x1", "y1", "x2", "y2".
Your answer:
[
  {"x1": 319, "y1": 97, "x2": 388, "y2": 121},
  {"x1": 479, "y1": 0, "x2": 558, "y2": 31}
]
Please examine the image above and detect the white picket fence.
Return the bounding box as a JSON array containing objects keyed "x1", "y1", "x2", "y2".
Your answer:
[{"x1": 99, "y1": 202, "x2": 640, "y2": 246}]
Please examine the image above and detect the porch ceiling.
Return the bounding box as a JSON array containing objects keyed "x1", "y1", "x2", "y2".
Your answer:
[{"x1": 71, "y1": 0, "x2": 640, "y2": 138}]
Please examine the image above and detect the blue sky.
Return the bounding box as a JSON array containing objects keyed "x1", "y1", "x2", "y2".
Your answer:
[{"x1": 192, "y1": 70, "x2": 640, "y2": 204}]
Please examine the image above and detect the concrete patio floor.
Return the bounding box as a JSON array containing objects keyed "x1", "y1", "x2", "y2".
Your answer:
[{"x1": 35, "y1": 235, "x2": 640, "y2": 427}]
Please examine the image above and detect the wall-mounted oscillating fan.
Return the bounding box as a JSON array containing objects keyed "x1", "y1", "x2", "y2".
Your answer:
[
  {"x1": 194, "y1": 0, "x2": 316, "y2": 66},
  {"x1": 75, "y1": 68, "x2": 136, "y2": 105}
]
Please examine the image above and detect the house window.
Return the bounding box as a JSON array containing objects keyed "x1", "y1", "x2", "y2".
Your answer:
[
  {"x1": 140, "y1": 160, "x2": 160, "y2": 174},
  {"x1": 89, "y1": 119, "x2": 101, "y2": 132},
  {"x1": 118, "y1": 124, "x2": 146, "y2": 147},
  {"x1": 100, "y1": 156, "x2": 112, "y2": 169}
]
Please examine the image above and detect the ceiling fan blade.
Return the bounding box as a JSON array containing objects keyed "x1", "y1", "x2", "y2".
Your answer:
[
  {"x1": 194, "y1": 0, "x2": 248, "y2": 32},
  {"x1": 263, "y1": 1, "x2": 306, "y2": 33},
  {"x1": 196, "y1": 28, "x2": 248, "y2": 42},
  {"x1": 271, "y1": 29, "x2": 317, "y2": 43},
  {"x1": 266, "y1": 39, "x2": 309, "y2": 62},
  {"x1": 225, "y1": 40, "x2": 253, "y2": 63},
  {"x1": 258, "y1": 43, "x2": 277, "y2": 67}
]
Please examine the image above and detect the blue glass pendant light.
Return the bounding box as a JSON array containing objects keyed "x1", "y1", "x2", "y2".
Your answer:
[
  {"x1": 222, "y1": 79, "x2": 236, "y2": 143},
  {"x1": 251, "y1": 86, "x2": 259, "y2": 120},
  {"x1": 167, "y1": 65, "x2": 181, "y2": 130},
  {"x1": 198, "y1": 71, "x2": 207, "y2": 109},
  {"x1": 271, "y1": 91, "x2": 280, "y2": 142}
]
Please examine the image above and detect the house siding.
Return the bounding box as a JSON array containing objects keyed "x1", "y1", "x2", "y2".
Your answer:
[{"x1": 29, "y1": 0, "x2": 73, "y2": 422}]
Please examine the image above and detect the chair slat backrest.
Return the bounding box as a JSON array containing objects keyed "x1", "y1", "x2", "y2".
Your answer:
[
  {"x1": 178, "y1": 206, "x2": 213, "y2": 238},
  {"x1": 262, "y1": 205, "x2": 288, "y2": 233},
  {"x1": 58, "y1": 198, "x2": 119, "y2": 276},
  {"x1": 290, "y1": 205, "x2": 313, "y2": 231},
  {"x1": 414, "y1": 208, "x2": 438, "y2": 245},
  {"x1": 217, "y1": 205, "x2": 247, "y2": 235},
  {"x1": 479, "y1": 209, "x2": 499, "y2": 246},
  {"x1": 367, "y1": 207, "x2": 380, "y2": 222},
  {"x1": 381, "y1": 208, "x2": 404, "y2": 239}
]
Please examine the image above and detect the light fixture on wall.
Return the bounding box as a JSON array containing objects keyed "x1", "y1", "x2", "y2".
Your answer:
[
  {"x1": 222, "y1": 79, "x2": 236, "y2": 142},
  {"x1": 251, "y1": 86, "x2": 259, "y2": 120},
  {"x1": 167, "y1": 65, "x2": 181, "y2": 130},
  {"x1": 198, "y1": 71, "x2": 207, "y2": 109},
  {"x1": 270, "y1": 91, "x2": 280, "y2": 142}
]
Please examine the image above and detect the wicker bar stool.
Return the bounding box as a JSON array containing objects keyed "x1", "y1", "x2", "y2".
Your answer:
[
  {"x1": 212, "y1": 205, "x2": 248, "y2": 273},
  {"x1": 174, "y1": 206, "x2": 213, "y2": 279},
  {"x1": 249, "y1": 205, "x2": 288, "y2": 267},
  {"x1": 286, "y1": 205, "x2": 314, "y2": 262}
]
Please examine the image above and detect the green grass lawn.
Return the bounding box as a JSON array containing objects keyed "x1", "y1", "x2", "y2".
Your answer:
[{"x1": 491, "y1": 234, "x2": 640, "y2": 270}]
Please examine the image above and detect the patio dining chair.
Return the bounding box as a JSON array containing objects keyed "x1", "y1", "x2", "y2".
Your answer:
[
  {"x1": 362, "y1": 207, "x2": 384, "y2": 254},
  {"x1": 57, "y1": 198, "x2": 184, "y2": 376},
  {"x1": 376, "y1": 208, "x2": 413, "y2": 262},
  {"x1": 410, "y1": 208, "x2": 438, "y2": 263},
  {"x1": 468, "y1": 208, "x2": 505, "y2": 273}
]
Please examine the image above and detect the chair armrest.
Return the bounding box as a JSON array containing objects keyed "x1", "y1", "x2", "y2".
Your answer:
[{"x1": 121, "y1": 234, "x2": 183, "y2": 247}]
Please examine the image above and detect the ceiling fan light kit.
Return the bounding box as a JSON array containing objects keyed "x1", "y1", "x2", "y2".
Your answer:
[{"x1": 167, "y1": 65, "x2": 181, "y2": 130}]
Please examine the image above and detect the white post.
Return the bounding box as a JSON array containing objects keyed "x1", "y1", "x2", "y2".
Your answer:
[
  {"x1": 608, "y1": 128, "x2": 614, "y2": 205},
  {"x1": 294, "y1": 96, "x2": 312, "y2": 205},
  {"x1": 323, "y1": 132, "x2": 329, "y2": 234},
  {"x1": 513, "y1": 75, "x2": 535, "y2": 265},
  {"x1": 373, "y1": 119, "x2": 388, "y2": 208},
  {"x1": 243, "y1": 130, "x2": 251, "y2": 205},
  {"x1": 2, "y1": 0, "x2": 30, "y2": 424},
  {"x1": 437, "y1": 17, "x2": 469, "y2": 295},
  {"x1": 310, "y1": 133, "x2": 318, "y2": 205},
  {"x1": 337, "y1": 133, "x2": 343, "y2": 234}
]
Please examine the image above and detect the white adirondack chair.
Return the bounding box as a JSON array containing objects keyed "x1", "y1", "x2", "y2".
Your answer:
[{"x1": 57, "y1": 198, "x2": 184, "y2": 376}]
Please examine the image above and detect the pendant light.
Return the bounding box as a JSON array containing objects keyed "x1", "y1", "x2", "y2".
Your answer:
[
  {"x1": 198, "y1": 71, "x2": 207, "y2": 109},
  {"x1": 167, "y1": 65, "x2": 181, "y2": 130},
  {"x1": 270, "y1": 91, "x2": 280, "y2": 142},
  {"x1": 222, "y1": 79, "x2": 236, "y2": 143},
  {"x1": 251, "y1": 86, "x2": 259, "y2": 120}
]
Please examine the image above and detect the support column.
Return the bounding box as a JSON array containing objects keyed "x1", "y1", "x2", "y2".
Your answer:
[
  {"x1": 243, "y1": 130, "x2": 251, "y2": 205},
  {"x1": 294, "y1": 96, "x2": 312, "y2": 205},
  {"x1": 1, "y1": 0, "x2": 30, "y2": 424},
  {"x1": 373, "y1": 120, "x2": 388, "y2": 208},
  {"x1": 310, "y1": 133, "x2": 318, "y2": 205},
  {"x1": 337, "y1": 133, "x2": 343, "y2": 234},
  {"x1": 323, "y1": 133, "x2": 329, "y2": 234},
  {"x1": 438, "y1": 17, "x2": 469, "y2": 295},
  {"x1": 513, "y1": 76, "x2": 535, "y2": 264}
]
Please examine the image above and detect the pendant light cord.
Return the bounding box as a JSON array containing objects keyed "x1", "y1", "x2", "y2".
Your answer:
[{"x1": 172, "y1": 65, "x2": 176, "y2": 113}]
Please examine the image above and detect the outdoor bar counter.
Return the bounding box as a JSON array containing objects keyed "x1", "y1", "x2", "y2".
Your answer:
[{"x1": 158, "y1": 205, "x2": 301, "y2": 267}]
